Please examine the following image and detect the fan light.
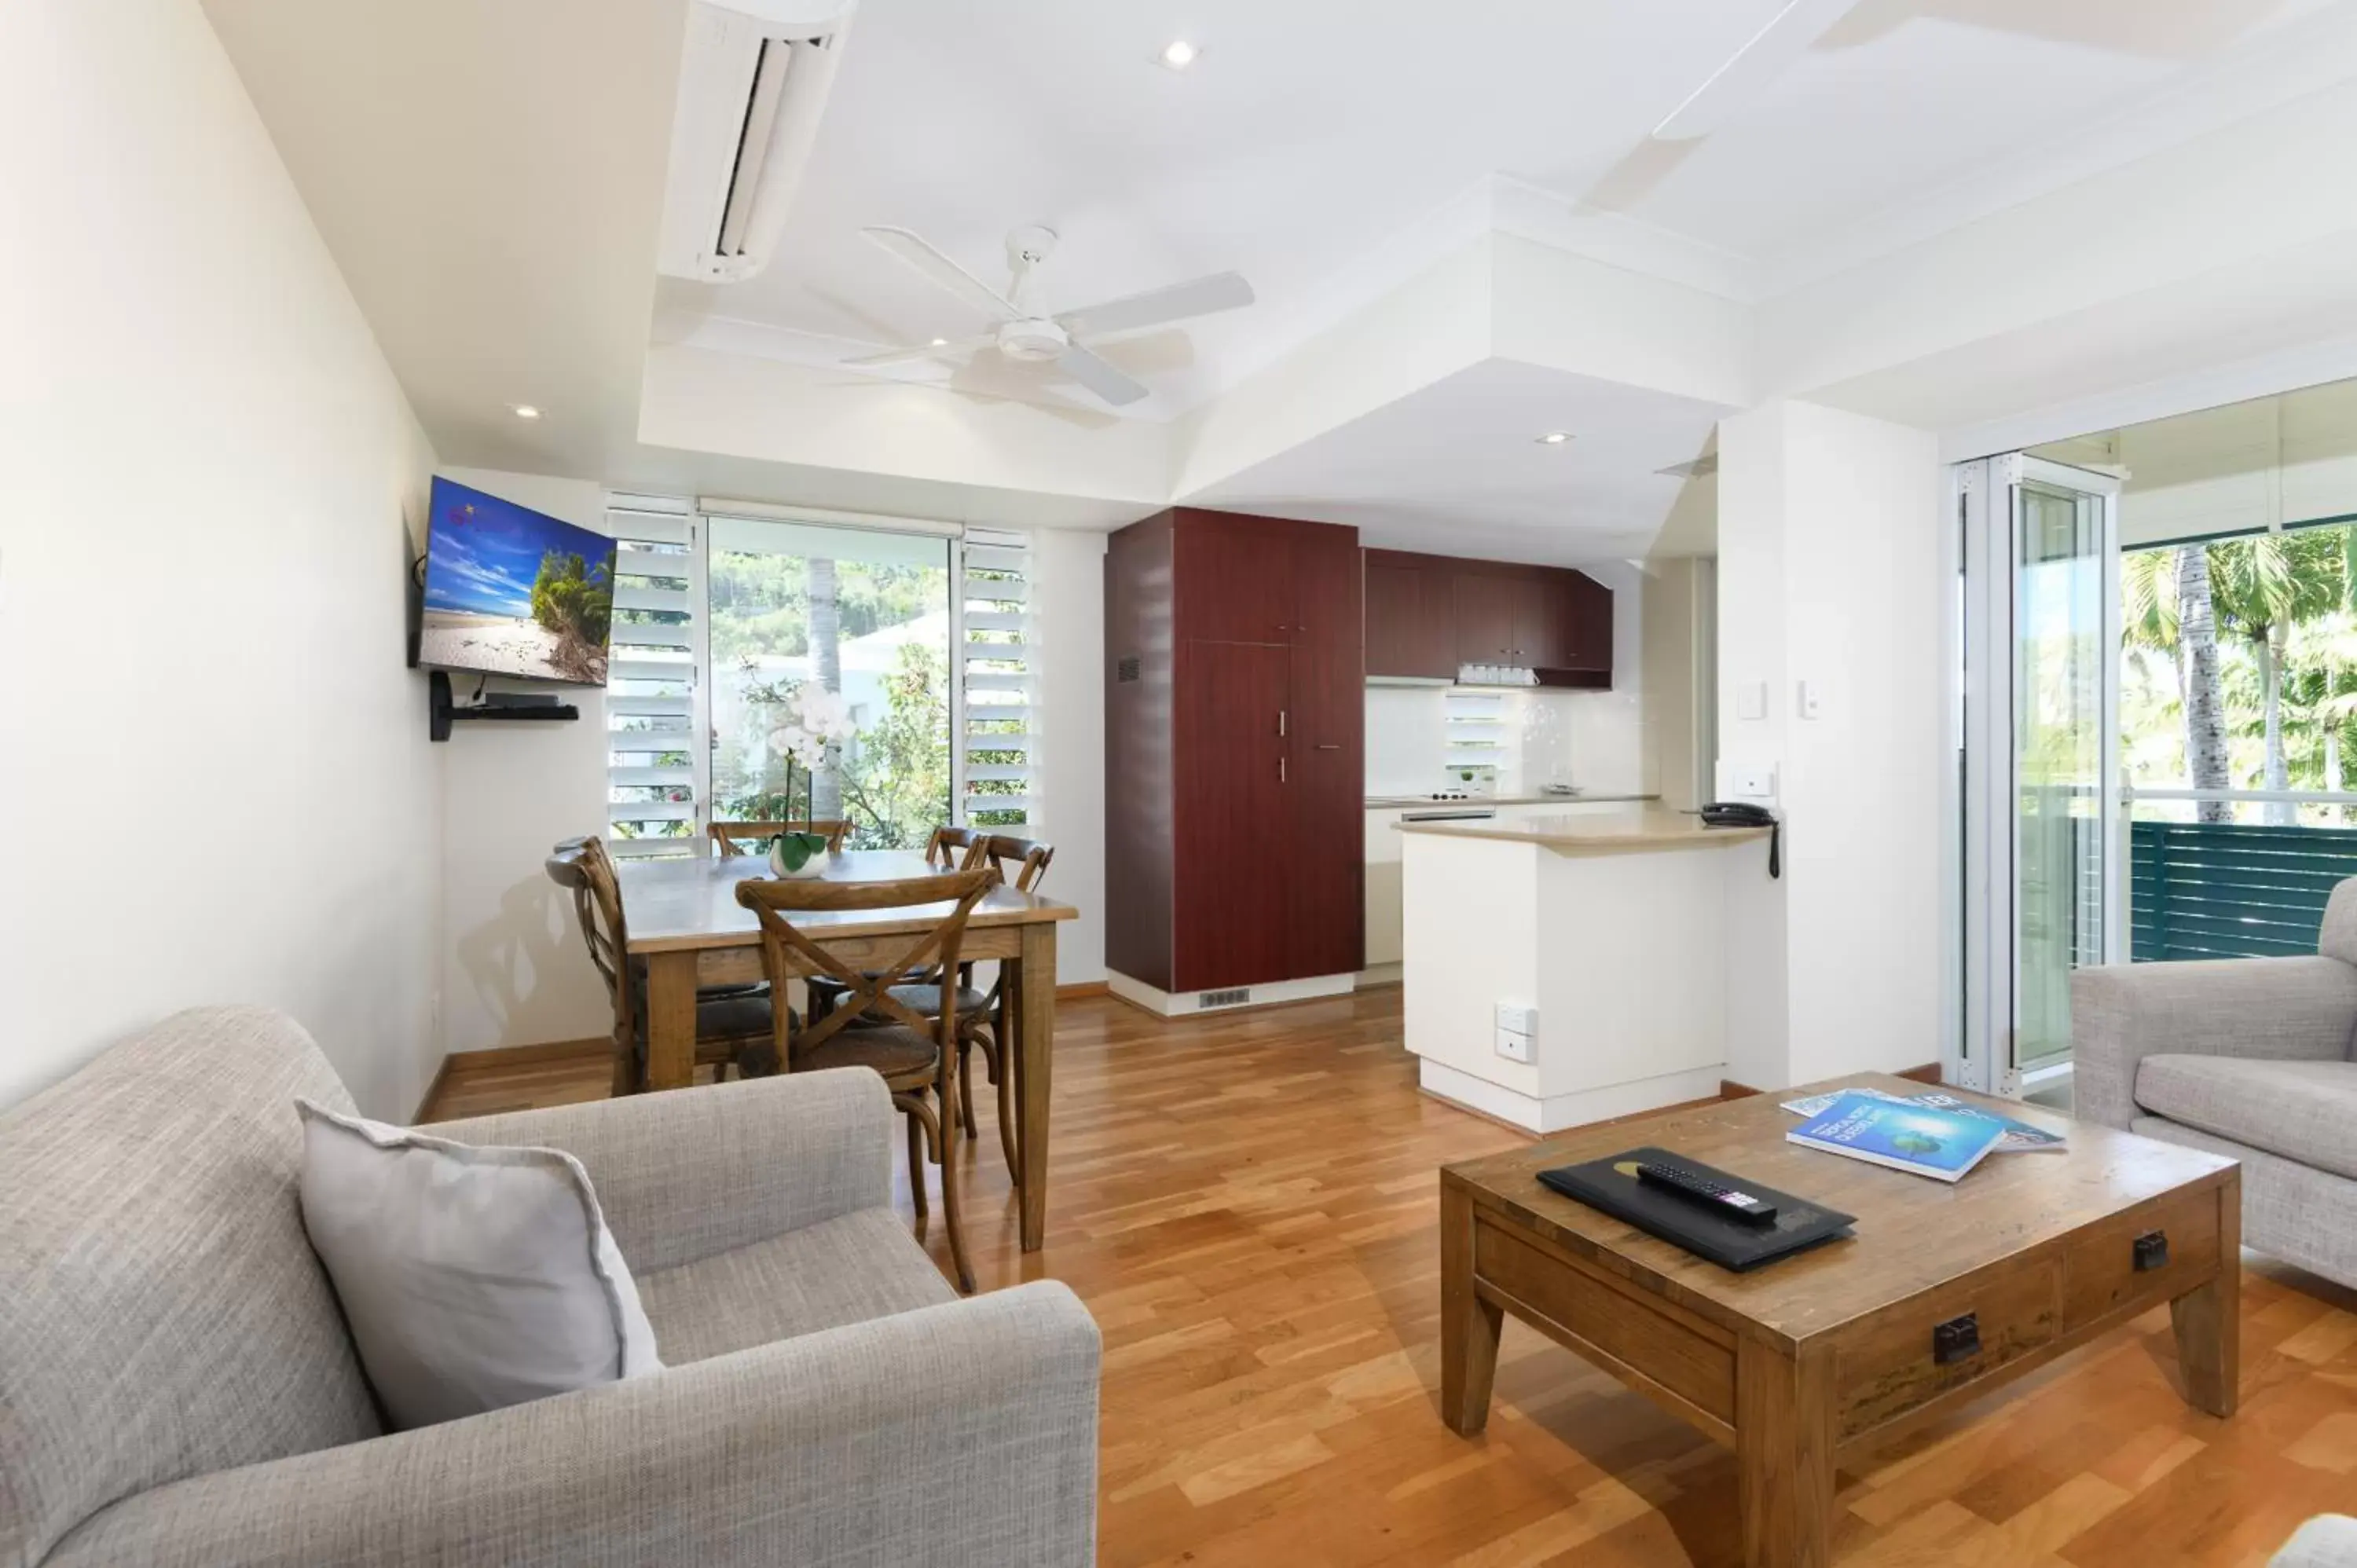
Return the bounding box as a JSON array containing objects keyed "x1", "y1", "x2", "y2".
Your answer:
[
  {"x1": 1159, "y1": 39, "x2": 1197, "y2": 69},
  {"x1": 1536, "y1": 431, "x2": 1573, "y2": 445}
]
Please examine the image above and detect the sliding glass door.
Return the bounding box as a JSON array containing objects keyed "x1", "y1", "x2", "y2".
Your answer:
[
  {"x1": 1957, "y1": 455, "x2": 2121, "y2": 1097},
  {"x1": 703, "y1": 515, "x2": 953, "y2": 849}
]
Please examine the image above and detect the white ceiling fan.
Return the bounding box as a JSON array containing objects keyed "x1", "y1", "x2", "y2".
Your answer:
[
  {"x1": 842, "y1": 224, "x2": 1255, "y2": 407},
  {"x1": 1651, "y1": 0, "x2": 1865, "y2": 141}
]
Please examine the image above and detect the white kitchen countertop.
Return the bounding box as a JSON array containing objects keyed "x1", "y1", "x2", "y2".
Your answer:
[
  {"x1": 1363, "y1": 792, "x2": 1661, "y2": 809},
  {"x1": 1393, "y1": 808, "x2": 1769, "y2": 855}
]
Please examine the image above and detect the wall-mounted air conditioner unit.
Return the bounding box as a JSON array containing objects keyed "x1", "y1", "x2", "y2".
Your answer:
[{"x1": 657, "y1": 0, "x2": 856, "y2": 284}]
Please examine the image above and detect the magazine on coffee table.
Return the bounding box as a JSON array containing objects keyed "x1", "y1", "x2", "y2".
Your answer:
[{"x1": 1780, "y1": 1086, "x2": 2066, "y2": 1152}]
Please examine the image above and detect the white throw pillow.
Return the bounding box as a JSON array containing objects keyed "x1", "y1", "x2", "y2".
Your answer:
[{"x1": 294, "y1": 1099, "x2": 661, "y2": 1430}]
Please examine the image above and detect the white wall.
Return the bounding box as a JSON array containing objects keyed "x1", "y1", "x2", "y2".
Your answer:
[
  {"x1": 431, "y1": 468, "x2": 616, "y2": 1057},
  {"x1": 1025, "y1": 528, "x2": 1107, "y2": 986},
  {"x1": 1717, "y1": 401, "x2": 1946, "y2": 1090},
  {"x1": 1, "y1": 0, "x2": 443, "y2": 1117}
]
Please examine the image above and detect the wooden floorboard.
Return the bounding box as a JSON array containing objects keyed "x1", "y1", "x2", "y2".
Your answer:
[{"x1": 423, "y1": 990, "x2": 2357, "y2": 1566}]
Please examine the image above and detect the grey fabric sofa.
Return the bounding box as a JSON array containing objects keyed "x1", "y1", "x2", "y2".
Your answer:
[
  {"x1": 0, "y1": 1006, "x2": 1102, "y2": 1567},
  {"x1": 2073, "y1": 881, "x2": 2357, "y2": 1288},
  {"x1": 2275, "y1": 1516, "x2": 2357, "y2": 1567}
]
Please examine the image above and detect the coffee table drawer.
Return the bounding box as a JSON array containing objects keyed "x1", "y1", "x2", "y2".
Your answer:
[
  {"x1": 1475, "y1": 1222, "x2": 1736, "y2": 1424},
  {"x1": 1835, "y1": 1258, "x2": 2062, "y2": 1438},
  {"x1": 2060, "y1": 1186, "x2": 2221, "y2": 1332}
]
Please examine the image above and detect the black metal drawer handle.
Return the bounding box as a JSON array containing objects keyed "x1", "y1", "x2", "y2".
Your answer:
[
  {"x1": 1932, "y1": 1313, "x2": 1981, "y2": 1365},
  {"x1": 2134, "y1": 1230, "x2": 2170, "y2": 1272}
]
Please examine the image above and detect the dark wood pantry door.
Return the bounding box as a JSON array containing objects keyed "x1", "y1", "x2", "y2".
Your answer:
[{"x1": 1173, "y1": 639, "x2": 1294, "y2": 991}]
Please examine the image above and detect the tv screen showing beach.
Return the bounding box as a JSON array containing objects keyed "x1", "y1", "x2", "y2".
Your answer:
[{"x1": 418, "y1": 478, "x2": 617, "y2": 685}]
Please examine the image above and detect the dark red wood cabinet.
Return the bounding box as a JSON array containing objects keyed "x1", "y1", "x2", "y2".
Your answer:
[
  {"x1": 1366, "y1": 548, "x2": 1612, "y2": 684},
  {"x1": 1106, "y1": 509, "x2": 1365, "y2": 995}
]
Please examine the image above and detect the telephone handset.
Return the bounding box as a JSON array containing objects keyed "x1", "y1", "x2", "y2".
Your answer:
[{"x1": 1699, "y1": 801, "x2": 1781, "y2": 878}]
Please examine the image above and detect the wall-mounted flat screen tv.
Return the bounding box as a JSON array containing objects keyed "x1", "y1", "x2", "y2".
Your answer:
[{"x1": 418, "y1": 478, "x2": 617, "y2": 686}]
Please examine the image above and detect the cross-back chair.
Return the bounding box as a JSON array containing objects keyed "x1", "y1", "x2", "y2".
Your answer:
[
  {"x1": 888, "y1": 834, "x2": 1055, "y2": 1186},
  {"x1": 545, "y1": 836, "x2": 778, "y2": 1094},
  {"x1": 709, "y1": 819, "x2": 853, "y2": 859},
  {"x1": 734, "y1": 866, "x2": 1002, "y2": 1293},
  {"x1": 807, "y1": 824, "x2": 992, "y2": 1022},
  {"x1": 926, "y1": 824, "x2": 991, "y2": 869}
]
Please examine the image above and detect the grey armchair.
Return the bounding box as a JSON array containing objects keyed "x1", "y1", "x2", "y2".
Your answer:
[
  {"x1": 2073, "y1": 880, "x2": 2357, "y2": 1288},
  {"x1": 0, "y1": 1006, "x2": 1101, "y2": 1567}
]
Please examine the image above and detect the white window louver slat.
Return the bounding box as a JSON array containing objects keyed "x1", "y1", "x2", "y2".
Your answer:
[
  {"x1": 605, "y1": 500, "x2": 706, "y2": 855},
  {"x1": 961, "y1": 528, "x2": 1033, "y2": 829}
]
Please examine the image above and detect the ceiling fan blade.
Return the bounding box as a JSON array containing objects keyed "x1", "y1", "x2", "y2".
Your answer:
[
  {"x1": 841, "y1": 334, "x2": 994, "y2": 368},
  {"x1": 1651, "y1": 0, "x2": 1863, "y2": 141},
  {"x1": 1057, "y1": 272, "x2": 1255, "y2": 339},
  {"x1": 860, "y1": 226, "x2": 1020, "y2": 322},
  {"x1": 1057, "y1": 345, "x2": 1149, "y2": 407}
]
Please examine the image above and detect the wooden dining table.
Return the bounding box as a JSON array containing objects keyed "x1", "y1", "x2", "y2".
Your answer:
[{"x1": 614, "y1": 848, "x2": 1076, "y2": 1252}]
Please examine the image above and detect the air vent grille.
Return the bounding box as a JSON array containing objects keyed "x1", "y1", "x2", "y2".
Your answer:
[
  {"x1": 1116, "y1": 655, "x2": 1142, "y2": 683},
  {"x1": 1199, "y1": 988, "x2": 1250, "y2": 1009},
  {"x1": 1656, "y1": 452, "x2": 1719, "y2": 481}
]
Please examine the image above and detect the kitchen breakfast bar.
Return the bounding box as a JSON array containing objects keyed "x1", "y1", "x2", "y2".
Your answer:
[{"x1": 1398, "y1": 810, "x2": 1774, "y2": 1133}]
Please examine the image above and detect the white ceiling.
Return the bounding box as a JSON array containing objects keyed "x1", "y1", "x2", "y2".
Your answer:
[
  {"x1": 198, "y1": 0, "x2": 2357, "y2": 563},
  {"x1": 665, "y1": 0, "x2": 2340, "y2": 419},
  {"x1": 1188, "y1": 361, "x2": 1727, "y2": 565}
]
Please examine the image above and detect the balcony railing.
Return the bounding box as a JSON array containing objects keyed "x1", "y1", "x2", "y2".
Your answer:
[{"x1": 2129, "y1": 788, "x2": 2357, "y2": 962}]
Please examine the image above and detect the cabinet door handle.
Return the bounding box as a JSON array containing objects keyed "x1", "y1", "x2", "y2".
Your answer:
[
  {"x1": 1316, "y1": 743, "x2": 1341, "y2": 750},
  {"x1": 1279, "y1": 757, "x2": 1287, "y2": 784},
  {"x1": 1277, "y1": 709, "x2": 1287, "y2": 737}
]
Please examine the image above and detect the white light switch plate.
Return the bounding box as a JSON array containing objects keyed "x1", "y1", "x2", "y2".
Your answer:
[
  {"x1": 1797, "y1": 680, "x2": 1823, "y2": 720},
  {"x1": 1723, "y1": 764, "x2": 1776, "y2": 800},
  {"x1": 1738, "y1": 681, "x2": 1768, "y2": 721}
]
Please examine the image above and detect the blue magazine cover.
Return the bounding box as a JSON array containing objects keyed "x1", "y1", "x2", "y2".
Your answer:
[
  {"x1": 1785, "y1": 1092, "x2": 2007, "y2": 1182},
  {"x1": 1780, "y1": 1086, "x2": 2067, "y2": 1152}
]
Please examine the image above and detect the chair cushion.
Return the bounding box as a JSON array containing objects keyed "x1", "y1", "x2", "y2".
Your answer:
[
  {"x1": 2135, "y1": 1056, "x2": 2357, "y2": 1182},
  {"x1": 796, "y1": 1024, "x2": 940, "y2": 1083},
  {"x1": 635, "y1": 1209, "x2": 957, "y2": 1364},
  {"x1": 627, "y1": 983, "x2": 775, "y2": 1042},
  {"x1": 885, "y1": 981, "x2": 989, "y2": 1018},
  {"x1": 0, "y1": 1008, "x2": 383, "y2": 1568},
  {"x1": 295, "y1": 1100, "x2": 662, "y2": 1431}
]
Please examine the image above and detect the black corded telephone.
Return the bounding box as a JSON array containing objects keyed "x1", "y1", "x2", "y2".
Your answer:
[{"x1": 1700, "y1": 801, "x2": 1780, "y2": 878}]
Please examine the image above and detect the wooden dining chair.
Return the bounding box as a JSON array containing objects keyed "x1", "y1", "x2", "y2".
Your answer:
[
  {"x1": 735, "y1": 866, "x2": 1001, "y2": 1294},
  {"x1": 806, "y1": 822, "x2": 995, "y2": 1024},
  {"x1": 545, "y1": 837, "x2": 779, "y2": 1094},
  {"x1": 925, "y1": 824, "x2": 991, "y2": 869},
  {"x1": 889, "y1": 834, "x2": 1054, "y2": 1187},
  {"x1": 709, "y1": 819, "x2": 852, "y2": 858}
]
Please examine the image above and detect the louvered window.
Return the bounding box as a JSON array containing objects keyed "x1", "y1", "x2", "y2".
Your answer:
[
  {"x1": 603, "y1": 496, "x2": 706, "y2": 856},
  {"x1": 960, "y1": 529, "x2": 1032, "y2": 826}
]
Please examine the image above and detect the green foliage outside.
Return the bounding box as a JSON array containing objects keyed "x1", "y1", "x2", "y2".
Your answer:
[
  {"x1": 2121, "y1": 522, "x2": 2357, "y2": 822},
  {"x1": 708, "y1": 555, "x2": 937, "y2": 663}
]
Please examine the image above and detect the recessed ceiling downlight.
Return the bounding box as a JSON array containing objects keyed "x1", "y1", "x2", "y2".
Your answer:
[
  {"x1": 511, "y1": 404, "x2": 543, "y2": 420},
  {"x1": 1536, "y1": 431, "x2": 1573, "y2": 445},
  {"x1": 1159, "y1": 39, "x2": 1198, "y2": 69}
]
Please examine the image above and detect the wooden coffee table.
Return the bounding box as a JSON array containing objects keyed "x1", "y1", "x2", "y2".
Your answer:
[{"x1": 1439, "y1": 1074, "x2": 2241, "y2": 1568}]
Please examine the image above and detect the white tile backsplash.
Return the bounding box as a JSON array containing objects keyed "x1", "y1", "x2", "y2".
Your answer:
[{"x1": 1365, "y1": 684, "x2": 1654, "y2": 797}]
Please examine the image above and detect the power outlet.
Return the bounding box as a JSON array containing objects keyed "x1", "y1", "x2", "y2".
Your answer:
[{"x1": 1494, "y1": 1027, "x2": 1534, "y2": 1064}]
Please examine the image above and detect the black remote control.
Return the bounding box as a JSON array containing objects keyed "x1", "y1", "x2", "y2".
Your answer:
[{"x1": 1635, "y1": 1161, "x2": 1778, "y2": 1228}]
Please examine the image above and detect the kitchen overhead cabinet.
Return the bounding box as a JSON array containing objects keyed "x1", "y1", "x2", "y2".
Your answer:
[
  {"x1": 1107, "y1": 509, "x2": 1366, "y2": 997},
  {"x1": 1365, "y1": 548, "x2": 1612, "y2": 685},
  {"x1": 1365, "y1": 555, "x2": 1455, "y2": 679}
]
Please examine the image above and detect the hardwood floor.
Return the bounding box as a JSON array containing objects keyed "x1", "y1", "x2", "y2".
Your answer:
[{"x1": 423, "y1": 989, "x2": 2357, "y2": 1566}]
